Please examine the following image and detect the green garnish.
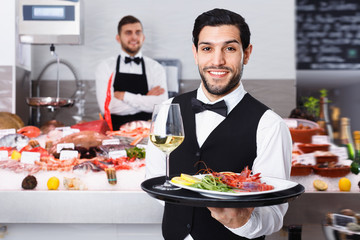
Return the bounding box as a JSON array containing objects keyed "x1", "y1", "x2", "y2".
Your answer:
[
  {"x1": 190, "y1": 175, "x2": 235, "y2": 192},
  {"x1": 350, "y1": 161, "x2": 359, "y2": 175},
  {"x1": 125, "y1": 146, "x2": 146, "y2": 159}
]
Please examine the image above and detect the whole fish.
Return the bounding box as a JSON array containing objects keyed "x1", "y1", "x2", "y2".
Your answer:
[{"x1": 0, "y1": 133, "x2": 29, "y2": 151}]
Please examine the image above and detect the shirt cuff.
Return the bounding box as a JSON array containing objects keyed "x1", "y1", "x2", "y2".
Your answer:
[{"x1": 226, "y1": 209, "x2": 260, "y2": 238}]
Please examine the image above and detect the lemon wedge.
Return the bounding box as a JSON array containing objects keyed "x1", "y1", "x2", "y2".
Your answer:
[
  {"x1": 313, "y1": 179, "x2": 328, "y2": 191},
  {"x1": 180, "y1": 173, "x2": 201, "y2": 184},
  {"x1": 171, "y1": 176, "x2": 194, "y2": 186}
]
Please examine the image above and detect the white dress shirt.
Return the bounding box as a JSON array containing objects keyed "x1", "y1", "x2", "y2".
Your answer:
[
  {"x1": 95, "y1": 49, "x2": 168, "y2": 115},
  {"x1": 145, "y1": 82, "x2": 292, "y2": 239}
]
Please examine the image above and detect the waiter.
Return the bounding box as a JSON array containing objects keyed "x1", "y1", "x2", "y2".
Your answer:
[
  {"x1": 146, "y1": 8, "x2": 292, "y2": 239},
  {"x1": 95, "y1": 15, "x2": 168, "y2": 130}
]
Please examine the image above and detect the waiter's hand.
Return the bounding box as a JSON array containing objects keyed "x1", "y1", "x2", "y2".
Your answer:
[
  {"x1": 114, "y1": 91, "x2": 125, "y2": 100},
  {"x1": 207, "y1": 207, "x2": 254, "y2": 229},
  {"x1": 147, "y1": 86, "x2": 165, "y2": 96}
]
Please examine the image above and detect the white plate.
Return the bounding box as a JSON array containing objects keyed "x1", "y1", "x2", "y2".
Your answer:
[{"x1": 170, "y1": 174, "x2": 298, "y2": 199}]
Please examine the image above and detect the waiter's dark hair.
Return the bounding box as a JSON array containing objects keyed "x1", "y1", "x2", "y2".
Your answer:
[
  {"x1": 118, "y1": 15, "x2": 142, "y2": 34},
  {"x1": 192, "y1": 8, "x2": 251, "y2": 51}
]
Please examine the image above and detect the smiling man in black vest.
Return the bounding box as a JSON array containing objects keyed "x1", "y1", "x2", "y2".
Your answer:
[
  {"x1": 95, "y1": 15, "x2": 168, "y2": 130},
  {"x1": 146, "y1": 8, "x2": 292, "y2": 240}
]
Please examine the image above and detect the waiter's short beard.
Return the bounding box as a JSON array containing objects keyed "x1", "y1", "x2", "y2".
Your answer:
[
  {"x1": 199, "y1": 64, "x2": 244, "y2": 96},
  {"x1": 123, "y1": 46, "x2": 141, "y2": 55}
]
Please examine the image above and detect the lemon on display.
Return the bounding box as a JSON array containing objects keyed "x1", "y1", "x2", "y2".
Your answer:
[
  {"x1": 171, "y1": 176, "x2": 193, "y2": 186},
  {"x1": 313, "y1": 179, "x2": 328, "y2": 191},
  {"x1": 47, "y1": 176, "x2": 60, "y2": 190},
  {"x1": 180, "y1": 174, "x2": 201, "y2": 184},
  {"x1": 339, "y1": 177, "x2": 351, "y2": 191},
  {"x1": 11, "y1": 150, "x2": 21, "y2": 160}
]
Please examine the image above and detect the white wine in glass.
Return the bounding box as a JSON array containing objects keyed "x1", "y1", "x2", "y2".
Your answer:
[{"x1": 149, "y1": 103, "x2": 185, "y2": 190}]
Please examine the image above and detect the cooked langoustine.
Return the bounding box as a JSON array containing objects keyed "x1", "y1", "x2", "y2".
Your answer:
[
  {"x1": 106, "y1": 120, "x2": 150, "y2": 145},
  {"x1": 210, "y1": 166, "x2": 275, "y2": 192}
]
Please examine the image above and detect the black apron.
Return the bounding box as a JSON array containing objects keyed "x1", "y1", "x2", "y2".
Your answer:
[{"x1": 111, "y1": 55, "x2": 152, "y2": 130}]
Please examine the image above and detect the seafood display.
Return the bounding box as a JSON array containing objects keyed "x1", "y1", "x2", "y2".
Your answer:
[{"x1": 0, "y1": 120, "x2": 149, "y2": 191}]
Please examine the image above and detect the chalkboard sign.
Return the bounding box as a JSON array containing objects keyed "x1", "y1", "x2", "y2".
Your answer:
[{"x1": 297, "y1": 0, "x2": 360, "y2": 70}]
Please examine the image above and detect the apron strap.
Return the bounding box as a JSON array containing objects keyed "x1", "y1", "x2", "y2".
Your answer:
[{"x1": 104, "y1": 72, "x2": 114, "y2": 131}]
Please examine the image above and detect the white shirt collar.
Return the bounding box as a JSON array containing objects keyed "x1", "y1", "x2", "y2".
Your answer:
[
  {"x1": 196, "y1": 82, "x2": 247, "y2": 114},
  {"x1": 119, "y1": 48, "x2": 143, "y2": 59}
]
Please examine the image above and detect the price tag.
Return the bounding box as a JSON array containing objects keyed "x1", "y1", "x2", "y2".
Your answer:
[
  {"x1": 296, "y1": 153, "x2": 316, "y2": 165},
  {"x1": 55, "y1": 126, "x2": 71, "y2": 131},
  {"x1": 284, "y1": 119, "x2": 298, "y2": 128},
  {"x1": 0, "y1": 128, "x2": 16, "y2": 138},
  {"x1": 333, "y1": 214, "x2": 356, "y2": 229},
  {"x1": 62, "y1": 128, "x2": 80, "y2": 137},
  {"x1": 108, "y1": 150, "x2": 127, "y2": 159},
  {"x1": 102, "y1": 139, "x2": 120, "y2": 145},
  {"x1": 330, "y1": 146, "x2": 349, "y2": 160},
  {"x1": 20, "y1": 151, "x2": 40, "y2": 164},
  {"x1": 59, "y1": 150, "x2": 78, "y2": 160},
  {"x1": 136, "y1": 144, "x2": 147, "y2": 149},
  {"x1": 312, "y1": 135, "x2": 330, "y2": 144},
  {"x1": 0, "y1": 150, "x2": 8, "y2": 160},
  {"x1": 57, "y1": 143, "x2": 75, "y2": 153}
]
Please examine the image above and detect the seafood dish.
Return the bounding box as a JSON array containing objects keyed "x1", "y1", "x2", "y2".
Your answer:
[
  {"x1": 170, "y1": 174, "x2": 297, "y2": 199},
  {"x1": 169, "y1": 166, "x2": 296, "y2": 199}
]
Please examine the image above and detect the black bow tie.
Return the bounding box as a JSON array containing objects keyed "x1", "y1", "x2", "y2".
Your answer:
[
  {"x1": 191, "y1": 98, "x2": 228, "y2": 117},
  {"x1": 125, "y1": 56, "x2": 141, "y2": 64}
]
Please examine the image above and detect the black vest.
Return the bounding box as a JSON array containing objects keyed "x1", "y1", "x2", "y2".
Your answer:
[
  {"x1": 162, "y1": 90, "x2": 269, "y2": 240},
  {"x1": 111, "y1": 55, "x2": 152, "y2": 130}
]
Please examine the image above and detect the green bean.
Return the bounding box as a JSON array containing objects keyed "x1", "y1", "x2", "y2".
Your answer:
[{"x1": 190, "y1": 175, "x2": 234, "y2": 192}]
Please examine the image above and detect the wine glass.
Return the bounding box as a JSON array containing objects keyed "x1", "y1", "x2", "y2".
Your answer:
[{"x1": 149, "y1": 103, "x2": 185, "y2": 190}]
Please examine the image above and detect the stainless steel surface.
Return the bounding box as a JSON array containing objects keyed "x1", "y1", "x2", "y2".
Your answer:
[
  {"x1": 26, "y1": 97, "x2": 74, "y2": 108},
  {"x1": 19, "y1": 35, "x2": 82, "y2": 45},
  {"x1": 0, "y1": 191, "x2": 163, "y2": 224},
  {"x1": 18, "y1": 0, "x2": 82, "y2": 45}
]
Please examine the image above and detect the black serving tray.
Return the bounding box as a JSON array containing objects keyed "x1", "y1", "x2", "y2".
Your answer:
[{"x1": 141, "y1": 176, "x2": 305, "y2": 208}]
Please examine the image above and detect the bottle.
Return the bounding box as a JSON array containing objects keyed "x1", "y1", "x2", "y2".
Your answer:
[
  {"x1": 331, "y1": 106, "x2": 340, "y2": 141},
  {"x1": 351, "y1": 131, "x2": 360, "y2": 174},
  {"x1": 318, "y1": 97, "x2": 333, "y2": 142},
  {"x1": 340, "y1": 117, "x2": 355, "y2": 160},
  {"x1": 288, "y1": 225, "x2": 302, "y2": 240}
]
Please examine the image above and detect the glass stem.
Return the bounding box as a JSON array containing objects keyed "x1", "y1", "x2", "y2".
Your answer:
[{"x1": 164, "y1": 153, "x2": 171, "y2": 187}]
